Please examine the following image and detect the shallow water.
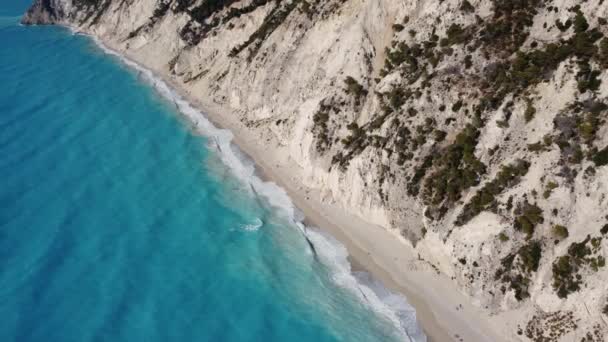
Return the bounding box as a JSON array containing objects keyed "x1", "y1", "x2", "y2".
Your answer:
[{"x1": 0, "y1": 4, "x2": 424, "y2": 341}]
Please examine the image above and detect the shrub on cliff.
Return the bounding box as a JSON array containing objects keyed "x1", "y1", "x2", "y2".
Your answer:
[
  {"x1": 421, "y1": 125, "x2": 486, "y2": 218},
  {"x1": 441, "y1": 24, "x2": 468, "y2": 46},
  {"x1": 553, "y1": 255, "x2": 579, "y2": 298},
  {"x1": 524, "y1": 99, "x2": 536, "y2": 122},
  {"x1": 543, "y1": 181, "x2": 558, "y2": 199},
  {"x1": 592, "y1": 146, "x2": 608, "y2": 166},
  {"x1": 456, "y1": 160, "x2": 530, "y2": 225},
  {"x1": 599, "y1": 38, "x2": 608, "y2": 68},
  {"x1": 495, "y1": 240, "x2": 543, "y2": 301},
  {"x1": 553, "y1": 225, "x2": 569, "y2": 239},
  {"x1": 460, "y1": 0, "x2": 474, "y2": 13},
  {"x1": 514, "y1": 201, "x2": 544, "y2": 237},
  {"x1": 519, "y1": 241, "x2": 542, "y2": 273},
  {"x1": 553, "y1": 235, "x2": 606, "y2": 298}
]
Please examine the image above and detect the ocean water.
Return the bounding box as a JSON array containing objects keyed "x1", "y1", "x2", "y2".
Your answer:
[{"x1": 0, "y1": 4, "x2": 424, "y2": 342}]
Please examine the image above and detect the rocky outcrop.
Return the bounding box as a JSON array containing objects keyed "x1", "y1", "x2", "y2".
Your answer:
[
  {"x1": 21, "y1": 0, "x2": 63, "y2": 24},
  {"x1": 22, "y1": 0, "x2": 608, "y2": 340}
]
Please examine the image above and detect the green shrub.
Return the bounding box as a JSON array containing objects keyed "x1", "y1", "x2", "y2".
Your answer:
[
  {"x1": 407, "y1": 154, "x2": 434, "y2": 196},
  {"x1": 553, "y1": 255, "x2": 579, "y2": 298},
  {"x1": 592, "y1": 146, "x2": 608, "y2": 166},
  {"x1": 519, "y1": 241, "x2": 542, "y2": 273},
  {"x1": 577, "y1": 109, "x2": 600, "y2": 143},
  {"x1": 553, "y1": 235, "x2": 605, "y2": 298},
  {"x1": 460, "y1": 0, "x2": 474, "y2": 13},
  {"x1": 495, "y1": 240, "x2": 542, "y2": 301},
  {"x1": 229, "y1": 1, "x2": 299, "y2": 59},
  {"x1": 452, "y1": 100, "x2": 463, "y2": 112},
  {"x1": 514, "y1": 201, "x2": 544, "y2": 237},
  {"x1": 312, "y1": 102, "x2": 337, "y2": 153},
  {"x1": 524, "y1": 99, "x2": 536, "y2": 122},
  {"x1": 464, "y1": 55, "x2": 473, "y2": 69},
  {"x1": 599, "y1": 38, "x2": 608, "y2": 68},
  {"x1": 573, "y1": 10, "x2": 589, "y2": 33},
  {"x1": 480, "y1": 0, "x2": 542, "y2": 54},
  {"x1": 442, "y1": 24, "x2": 469, "y2": 46},
  {"x1": 528, "y1": 141, "x2": 548, "y2": 153},
  {"x1": 601, "y1": 224, "x2": 608, "y2": 235},
  {"x1": 576, "y1": 62, "x2": 601, "y2": 93},
  {"x1": 555, "y1": 19, "x2": 572, "y2": 32},
  {"x1": 344, "y1": 76, "x2": 367, "y2": 100},
  {"x1": 421, "y1": 125, "x2": 486, "y2": 218},
  {"x1": 457, "y1": 160, "x2": 530, "y2": 225},
  {"x1": 552, "y1": 225, "x2": 569, "y2": 239},
  {"x1": 498, "y1": 232, "x2": 510, "y2": 242},
  {"x1": 386, "y1": 88, "x2": 406, "y2": 110},
  {"x1": 543, "y1": 181, "x2": 558, "y2": 199},
  {"x1": 496, "y1": 119, "x2": 509, "y2": 128},
  {"x1": 434, "y1": 130, "x2": 447, "y2": 142}
]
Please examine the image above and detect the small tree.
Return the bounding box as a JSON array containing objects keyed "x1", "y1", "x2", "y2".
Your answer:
[
  {"x1": 553, "y1": 225, "x2": 569, "y2": 239},
  {"x1": 524, "y1": 99, "x2": 536, "y2": 123}
]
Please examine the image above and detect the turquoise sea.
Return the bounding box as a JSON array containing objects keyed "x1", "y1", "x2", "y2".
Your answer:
[{"x1": 0, "y1": 2, "x2": 424, "y2": 341}]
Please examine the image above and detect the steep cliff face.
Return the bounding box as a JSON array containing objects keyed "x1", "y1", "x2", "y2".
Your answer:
[{"x1": 23, "y1": 0, "x2": 608, "y2": 340}]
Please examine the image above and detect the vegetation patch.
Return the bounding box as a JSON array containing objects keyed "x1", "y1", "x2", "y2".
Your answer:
[
  {"x1": 524, "y1": 99, "x2": 536, "y2": 123},
  {"x1": 592, "y1": 146, "x2": 608, "y2": 167},
  {"x1": 421, "y1": 124, "x2": 486, "y2": 219},
  {"x1": 480, "y1": 0, "x2": 543, "y2": 54},
  {"x1": 524, "y1": 311, "x2": 577, "y2": 342},
  {"x1": 552, "y1": 235, "x2": 605, "y2": 298},
  {"x1": 552, "y1": 225, "x2": 569, "y2": 240},
  {"x1": 456, "y1": 159, "x2": 529, "y2": 225},
  {"x1": 230, "y1": 0, "x2": 300, "y2": 61},
  {"x1": 550, "y1": 100, "x2": 607, "y2": 167},
  {"x1": 495, "y1": 240, "x2": 542, "y2": 301},
  {"x1": 543, "y1": 181, "x2": 558, "y2": 199},
  {"x1": 312, "y1": 100, "x2": 340, "y2": 153},
  {"x1": 343, "y1": 76, "x2": 368, "y2": 106},
  {"x1": 513, "y1": 201, "x2": 544, "y2": 237}
]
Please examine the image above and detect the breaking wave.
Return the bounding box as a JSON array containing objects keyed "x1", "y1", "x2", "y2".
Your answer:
[{"x1": 241, "y1": 217, "x2": 264, "y2": 232}]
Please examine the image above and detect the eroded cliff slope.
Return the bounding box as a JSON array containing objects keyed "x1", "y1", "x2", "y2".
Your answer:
[{"x1": 23, "y1": 0, "x2": 608, "y2": 340}]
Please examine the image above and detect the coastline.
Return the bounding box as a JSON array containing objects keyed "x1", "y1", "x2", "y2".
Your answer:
[
  {"x1": 160, "y1": 73, "x2": 514, "y2": 342},
  {"x1": 174, "y1": 83, "x2": 508, "y2": 342},
  {"x1": 82, "y1": 29, "x2": 513, "y2": 342}
]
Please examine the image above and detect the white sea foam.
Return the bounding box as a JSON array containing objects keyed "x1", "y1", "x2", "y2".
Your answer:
[
  {"x1": 241, "y1": 218, "x2": 264, "y2": 232},
  {"x1": 88, "y1": 36, "x2": 425, "y2": 341},
  {"x1": 306, "y1": 228, "x2": 426, "y2": 342}
]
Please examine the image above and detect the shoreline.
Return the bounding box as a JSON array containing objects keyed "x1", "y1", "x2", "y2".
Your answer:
[
  {"x1": 81, "y1": 28, "x2": 512, "y2": 342},
  {"x1": 162, "y1": 75, "x2": 511, "y2": 342}
]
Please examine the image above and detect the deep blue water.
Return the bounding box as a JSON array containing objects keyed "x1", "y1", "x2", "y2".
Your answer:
[{"x1": 0, "y1": 4, "x2": 423, "y2": 341}]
